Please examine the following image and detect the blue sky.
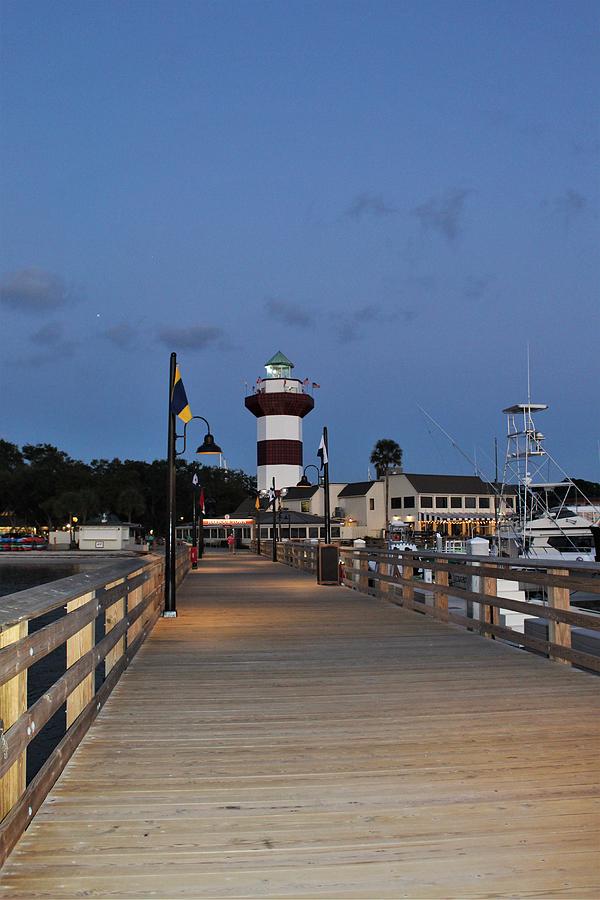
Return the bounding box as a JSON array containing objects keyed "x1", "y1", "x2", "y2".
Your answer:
[{"x1": 1, "y1": 0, "x2": 599, "y2": 483}]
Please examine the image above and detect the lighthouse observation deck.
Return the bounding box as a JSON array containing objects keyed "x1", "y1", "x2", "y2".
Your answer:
[{"x1": 244, "y1": 381, "x2": 315, "y2": 418}]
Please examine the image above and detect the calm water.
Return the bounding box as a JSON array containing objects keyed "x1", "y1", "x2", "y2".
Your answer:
[
  {"x1": 0, "y1": 563, "x2": 94, "y2": 781},
  {"x1": 0, "y1": 564, "x2": 81, "y2": 598}
]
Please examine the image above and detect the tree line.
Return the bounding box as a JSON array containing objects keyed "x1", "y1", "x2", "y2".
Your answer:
[{"x1": 0, "y1": 440, "x2": 256, "y2": 534}]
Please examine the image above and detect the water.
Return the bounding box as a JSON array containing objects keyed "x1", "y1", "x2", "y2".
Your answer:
[
  {"x1": 0, "y1": 564, "x2": 82, "y2": 598},
  {"x1": 0, "y1": 563, "x2": 98, "y2": 781}
]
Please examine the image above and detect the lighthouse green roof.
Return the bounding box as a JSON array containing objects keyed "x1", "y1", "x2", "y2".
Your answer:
[{"x1": 264, "y1": 351, "x2": 294, "y2": 369}]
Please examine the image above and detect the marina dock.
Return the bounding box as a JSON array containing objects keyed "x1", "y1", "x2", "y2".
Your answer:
[{"x1": 0, "y1": 552, "x2": 598, "y2": 898}]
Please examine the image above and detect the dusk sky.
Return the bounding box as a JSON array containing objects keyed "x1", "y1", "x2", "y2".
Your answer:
[{"x1": 1, "y1": 0, "x2": 599, "y2": 484}]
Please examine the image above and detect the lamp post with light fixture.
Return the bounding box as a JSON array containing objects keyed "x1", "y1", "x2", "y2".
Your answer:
[
  {"x1": 260, "y1": 478, "x2": 288, "y2": 561},
  {"x1": 165, "y1": 353, "x2": 222, "y2": 617},
  {"x1": 296, "y1": 444, "x2": 331, "y2": 542}
]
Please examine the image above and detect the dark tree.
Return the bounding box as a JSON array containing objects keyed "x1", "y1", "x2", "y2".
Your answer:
[{"x1": 370, "y1": 438, "x2": 403, "y2": 528}]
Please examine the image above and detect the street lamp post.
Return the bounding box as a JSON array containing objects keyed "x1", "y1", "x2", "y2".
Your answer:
[
  {"x1": 165, "y1": 352, "x2": 222, "y2": 617},
  {"x1": 271, "y1": 477, "x2": 277, "y2": 561},
  {"x1": 296, "y1": 426, "x2": 331, "y2": 542},
  {"x1": 254, "y1": 493, "x2": 261, "y2": 557},
  {"x1": 264, "y1": 478, "x2": 288, "y2": 561},
  {"x1": 198, "y1": 485, "x2": 205, "y2": 560},
  {"x1": 191, "y1": 473, "x2": 199, "y2": 569},
  {"x1": 322, "y1": 426, "x2": 331, "y2": 544}
]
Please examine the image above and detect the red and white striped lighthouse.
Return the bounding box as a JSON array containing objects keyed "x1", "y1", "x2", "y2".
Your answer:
[{"x1": 245, "y1": 351, "x2": 314, "y2": 491}]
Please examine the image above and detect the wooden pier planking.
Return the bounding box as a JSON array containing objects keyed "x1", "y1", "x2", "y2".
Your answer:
[{"x1": 0, "y1": 553, "x2": 599, "y2": 898}]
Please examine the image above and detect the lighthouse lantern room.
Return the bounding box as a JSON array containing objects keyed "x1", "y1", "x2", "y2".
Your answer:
[{"x1": 245, "y1": 352, "x2": 314, "y2": 491}]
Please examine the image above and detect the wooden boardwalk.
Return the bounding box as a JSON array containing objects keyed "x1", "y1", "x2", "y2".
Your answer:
[{"x1": 1, "y1": 552, "x2": 599, "y2": 898}]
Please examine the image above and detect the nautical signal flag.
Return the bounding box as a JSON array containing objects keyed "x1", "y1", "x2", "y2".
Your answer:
[
  {"x1": 317, "y1": 432, "x2": 328, "y2": 469},
  {"x1": 171, "y1": 366, "x2": 192, "y2": 423},
  {"x1": 255, "y1": 494, "x2": 261, "y2": 510},
  {"x1": 199, "y1": 488, "x2": 206, "y2": 515}
]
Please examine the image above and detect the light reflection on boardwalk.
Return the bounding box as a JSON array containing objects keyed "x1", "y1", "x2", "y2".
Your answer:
[{"x1": 1, "y1": 551, "x2": 599, "y2": 898}]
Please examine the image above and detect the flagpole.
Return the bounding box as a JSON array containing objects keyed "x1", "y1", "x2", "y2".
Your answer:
[
  {"x1": 323, "y1": 426, "x2": 331, "y2": 544},
  {"x1": 191, "y1": 472, "x2": 198, "y2": 570},
  {"x1": 198, "y1": 487, "x2": 205, "y2": 560},
  {"x1": 271, "y1": 476, "x2": 277, "y2": 562},
  {"x1": 165, "y1": 351, "x2": 178, "y2": 616}
]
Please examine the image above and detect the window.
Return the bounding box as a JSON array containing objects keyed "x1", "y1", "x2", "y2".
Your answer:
[
  {"x1": 391, "y1": 497, "x2": 402, "y2": 509},
  {"x1": 331, "y1": 527, "x2": 341, "y2": 538},
  {"x1": 309, "y1": 527, "x2": 318, "y2": 538},
  {"x1": 505, "y1": 497, "x2": 514, "y2": 508},
  {"x1": 421, "y1": 496, "x2": 433, "y2": 508},
  {"x1": 479, "y1": 497, "x2": 490, "y2": 509},
  {"x1": 260, "y1": 527, "x2": 269, "y2": 538},
  {"x1": 300, "y1": 500, "x2": 311, "y2": 513},
  {"x1": 403, "y1": 496, "x2": 415, "y2": 508},
  {"x1": 435, "y1": 496, "x2": 448, "y2": 508},
  {"x1": 369, "y1": 498, "x2": 375, "y2": 510},
  {"x1": 450, "y1": 497, "x2": 462, "y2": 509},
  {"x1": 465, "y1": 497, "x2": 476, "y2": 509}
]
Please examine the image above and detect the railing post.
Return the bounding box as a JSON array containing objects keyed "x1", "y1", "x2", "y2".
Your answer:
[
  {"x1": 0, "y1": 622, "x2": 27, "y2": 820},
  {"x1": 548, "y1": 568, "x2": 571, "y2": 664},
  {"x1": 127, "y1": 572, "x2": 144, "y2": 647},
  {"x1": 66, "y1": 592, "x2": 95, "y2": 728},
  {"x1": 402, "y1": 553, "x2": 415, "y2": 607},
  {"x1": 358, "y1": 554, "x2": 369, "y2": 593},
  {"x1": 434, "y1": 562, "x2": 449, "y2": 620},
  {"x1": 105, "y1": 579, "x2": 126, "y2": 676},
  {"x1": 379, "y1": 555, "x2": 389, "y2": 597},
  {"x1": 481, "y1": 567, "x2": 498, "y2": 637}
]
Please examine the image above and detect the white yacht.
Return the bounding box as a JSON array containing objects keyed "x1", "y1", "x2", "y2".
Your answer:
[{"x1": 498, "y1": 402, "x2": 599, "y2": 563}]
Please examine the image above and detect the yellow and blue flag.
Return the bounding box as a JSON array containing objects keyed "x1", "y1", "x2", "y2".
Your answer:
[{"x1": 171, "y1": 366, "x2": 192, "y2": 423}]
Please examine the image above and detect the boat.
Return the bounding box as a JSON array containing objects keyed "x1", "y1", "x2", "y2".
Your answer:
[{"x1": 497, "y1": 402, "x2": 599, "y2": 562}]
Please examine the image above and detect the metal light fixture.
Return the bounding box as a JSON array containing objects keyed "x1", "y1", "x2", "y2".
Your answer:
[
  {"x1": 196, "y1": 433, "x2": 222, "y2": 455},
  {"x1": 296, "y1": 464, "x2": 321, "y2": 488}
]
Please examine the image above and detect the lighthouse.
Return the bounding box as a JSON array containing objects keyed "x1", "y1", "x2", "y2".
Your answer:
[{"x1": 245, "y1": 352, "x2": 314, "y2": 491}]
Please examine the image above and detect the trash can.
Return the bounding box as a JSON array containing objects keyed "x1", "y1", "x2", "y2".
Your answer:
[{"x1": 317, "y1": 544, "x2": 339, "y2": 585}]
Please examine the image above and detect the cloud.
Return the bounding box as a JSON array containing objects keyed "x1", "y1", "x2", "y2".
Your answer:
[
  {"x1": 265, "y1": 298, "x2": 315, "y2": 329},
  {"x1": 157, "y1": 324, "x2": 225, "y2": 350},
  {"x1": 333, "y1": 303, "x2": 415, "y2": 344},
  {"x1": 463, "y1": 276, "x2": 492, "y2": 301},
  {"x1": 344, "y1": 193, "x2": 397, "y2": 219},
  {"x1": 25, "y1": 321, "x2": 77, "y2": 363},
  {"x1": 550, "y1": 189, "x2": 593, "y2": 227},
  {"x1": 104, "y1": 322, "x2": 136, "y2": 348},
  {"x1": 0, "y1": 268, "x2": 71, "y2": 313},
  {"x1": 412, "y1": 188, "x2": 473, "y2": 242}
]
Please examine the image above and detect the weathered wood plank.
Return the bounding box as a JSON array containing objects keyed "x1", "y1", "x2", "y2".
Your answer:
[
  {"x1": 0, "y1": 624, "x2": 27, "y2": 821},
  {"x1": 0, "y1": 553, "x2": 598, "y2": 899}
]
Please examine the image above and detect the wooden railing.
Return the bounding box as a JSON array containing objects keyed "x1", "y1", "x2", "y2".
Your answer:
[
  {"x1": 263, "y1": 541, "x2": 600, "y2": 674},
  {"x1": 0, "y1": 546, "x2": 190, "y2": 865},
  {"x1": 252, "y1": 540, "x2": 319, "y2": 572}
]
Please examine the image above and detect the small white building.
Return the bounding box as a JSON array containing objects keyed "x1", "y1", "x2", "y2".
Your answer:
[{"x1": 77, "y1": 514, "x2": 147, "y2": 552}]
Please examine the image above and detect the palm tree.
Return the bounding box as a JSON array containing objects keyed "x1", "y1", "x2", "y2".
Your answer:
[{"x1": 370, "y1": 439, "x2": 403, "y2": 530}]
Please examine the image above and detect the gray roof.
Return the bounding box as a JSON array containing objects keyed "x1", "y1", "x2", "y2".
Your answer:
[
  {"x1": 338, "y1": 481, "x2": 377, "y2": 497},
  {"x1": 281, "y1": 485, "x2": 320, "y2": 500}
]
